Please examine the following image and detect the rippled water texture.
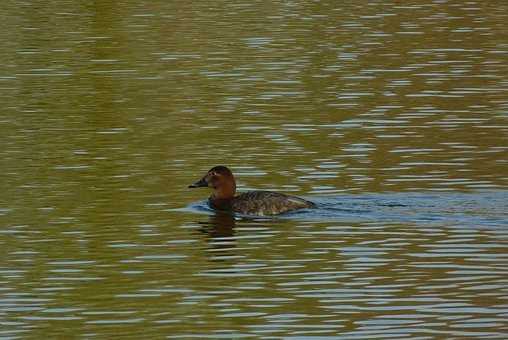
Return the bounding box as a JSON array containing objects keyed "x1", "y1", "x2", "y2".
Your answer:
[{"x1": 1, "y1": 1, "x2": 508, "y2": 338}]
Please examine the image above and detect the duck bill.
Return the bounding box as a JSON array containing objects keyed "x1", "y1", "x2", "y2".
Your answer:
[{"x1": 188, "y1": 177, "x2": 208, "y2": 188}]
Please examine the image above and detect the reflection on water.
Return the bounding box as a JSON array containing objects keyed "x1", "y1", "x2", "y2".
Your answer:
[
  {"x1": 1, "y1": 0, "x2": 508, "y2": 338},
  {"x1": 198, "y1": 213, "x2": 237, "y2": 261}
]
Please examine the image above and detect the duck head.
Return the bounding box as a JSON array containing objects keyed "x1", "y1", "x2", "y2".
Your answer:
[{"x1": 188, "y1": 166, "x2": 237, "y2": 199}]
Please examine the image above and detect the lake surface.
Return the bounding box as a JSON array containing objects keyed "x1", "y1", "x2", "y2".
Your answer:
[{"x1": 1, "y1": 0, "x2": 508, "y2": 338}]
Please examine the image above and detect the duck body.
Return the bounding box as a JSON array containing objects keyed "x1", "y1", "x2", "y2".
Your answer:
[
  {"x1": 189, "y1": 166, "x2": 315, "y2": 216},
  {"x1": 209, "y1": 190, "x2": 315, "y2": 216}
]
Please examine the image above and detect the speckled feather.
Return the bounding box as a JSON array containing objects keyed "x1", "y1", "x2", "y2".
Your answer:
[{"x1": 209, "y1": 191, "x2": 315, "y2": 216}]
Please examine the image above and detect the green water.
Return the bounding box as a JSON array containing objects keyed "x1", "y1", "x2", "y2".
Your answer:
[{"x1": 1, "y1": 1, "x2": 508, "y2": 338}]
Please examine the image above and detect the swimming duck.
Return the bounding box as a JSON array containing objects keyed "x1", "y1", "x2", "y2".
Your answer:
[{"x1": 188, "y1": 166, "x2": 315, "y2": 216}]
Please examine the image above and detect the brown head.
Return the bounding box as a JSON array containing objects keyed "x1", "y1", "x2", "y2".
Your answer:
[{"x1": 188, "y1": 166, "x2": 236, "y2": 199}]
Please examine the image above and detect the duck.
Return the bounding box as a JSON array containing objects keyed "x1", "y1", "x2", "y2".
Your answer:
[{"x1": 188, "y1": 166, "x2": 315, "y2": 216}]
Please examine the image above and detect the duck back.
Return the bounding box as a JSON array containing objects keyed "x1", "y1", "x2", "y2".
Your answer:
[{"x1": 228, "y1": 191, "x2": 315, "y2": 216}]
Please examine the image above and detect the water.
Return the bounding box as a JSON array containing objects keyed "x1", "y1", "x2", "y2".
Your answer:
[{"x1": 1, "y1": 0, "x2": 508, "y2": 338}]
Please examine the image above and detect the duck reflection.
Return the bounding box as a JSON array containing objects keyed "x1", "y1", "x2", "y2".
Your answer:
[
  {"x1": 197, "y1": 212, "x2": 237, "y2": 261},
  {"x1": 199, "y1": 212, "x2": 236, "y2": 237}
]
